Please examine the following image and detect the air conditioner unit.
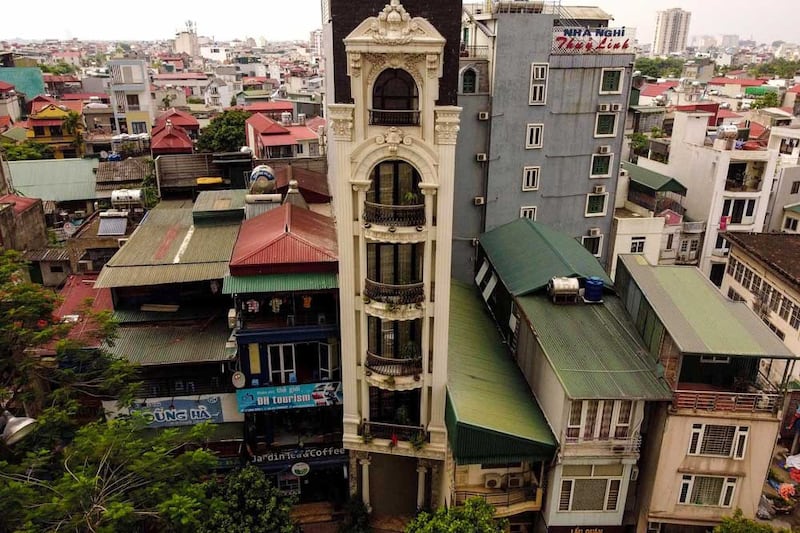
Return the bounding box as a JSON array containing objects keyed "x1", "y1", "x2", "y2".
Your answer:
[
  {"x1": 77, "y1": 259, "x2": 93, "y2": 273},
  {"x1": 484, "y1": 473, "x2": 502, "y2": 489},
  {"x1": 611, "y1": 103, "x2": 623, "y2": 112},
  {"x1": 598, "y1": 145, "x2": 611, "y2": 154},
  {"x1": 589, "y1": 227, "x2": 602, "y2": 237},
  {"x1": 506, "y1": 474, "x2": 524, "y2": 489},
  {"x1": 473, "y1": 196, "x2": 486, "y2": 206},
  {"x1": 476, "y1": 153, "x2": 488, "y2": 162},
  {"x1": 478, "y1": 111, "x2": 490, "y2": 121},
  {"x1": 593, "y1": 185, "x2": 606, "y2": 194},
  {"x1": 631, "y1": 466, "x2": 640, "y2": 481},
  {"x1": 597, "y1": 103, "x2": 610, "y2": 112},
  {"x1": 117, "y1": 238, "x2": 129, "y2": 248}
]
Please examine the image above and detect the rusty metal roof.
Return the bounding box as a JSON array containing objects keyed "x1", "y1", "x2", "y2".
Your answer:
[{"x1": 230, "y1": 203, "x2": 337, "y2": 273}]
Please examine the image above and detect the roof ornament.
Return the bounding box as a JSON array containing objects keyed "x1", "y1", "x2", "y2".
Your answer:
[{"x1": 369, "y1": 0, "x2": 420, "y2": 45}]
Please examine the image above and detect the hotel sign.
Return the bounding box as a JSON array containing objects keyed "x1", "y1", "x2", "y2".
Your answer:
[
  {"x1": 236, "y1": 382, "x2": 343, "y2": 412},
  {"x1": 552, "y1": 27, "x2": 633, "y2": 54}
]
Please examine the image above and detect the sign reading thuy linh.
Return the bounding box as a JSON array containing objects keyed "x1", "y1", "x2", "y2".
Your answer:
[{"x1": 552, "y1": 27, "x2": 632, "y2": 54}]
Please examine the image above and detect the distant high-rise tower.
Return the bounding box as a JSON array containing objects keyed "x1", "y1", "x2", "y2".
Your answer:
[
  {"x1": 652, "y1": 8, "x2": 691, "y2": 56},
  {"x1": 175, "y1": 21, "x2": 199, "y2": 58}
]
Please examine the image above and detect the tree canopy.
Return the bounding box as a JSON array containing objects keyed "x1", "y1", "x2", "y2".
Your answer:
[
  {"x1": 751, "y1": 91, "x2": 780, "y2": 110},
  {"x1": 40, "y1": 62, "x2": 78, "y2": 75},
  {"x1": 713, "y1": 508, "x2": 789, "y2": 533},
  {"x1": 0, "y1": 139, "x2": 54, "y2": 161},
  {"x1": 405, "y1": 498, "x2": 508, "y2": 533},
  {"x1": 196, "y1": 110, "x2": 251, "y2": 153},
  {"x1": 749, "y1": 59, "x2": 800, "y2": 79},
  {"x1": 635, "y1": 57, "x2": 686, "y2": 79}
]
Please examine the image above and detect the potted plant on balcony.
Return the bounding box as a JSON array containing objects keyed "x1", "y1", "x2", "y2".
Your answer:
[
  {"x1": 400, "y1": 341, "x2": 419, "y2": 360},
  {"x1": 403, "y1": 191, "x2": 422, "y2": 205},
  {"x1": 410, "y1": 431, "x2": 426, "y2": 451},
  {"x1": 395, "y1": 405, "x2": 410, "y2": 426}
]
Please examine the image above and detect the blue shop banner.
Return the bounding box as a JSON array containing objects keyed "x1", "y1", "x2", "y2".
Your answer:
[
  {"x1": 131, "y1": 396, "x2": 224, "y2": 427},
  {"x1": 237, "y1": 382, "x2": 343, "y2": 412}
]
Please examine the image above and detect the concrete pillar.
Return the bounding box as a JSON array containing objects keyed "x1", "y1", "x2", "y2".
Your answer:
[
  {"x1": 360, "y1": 457, "x2": 372, "y2": 511},
  {"x1": 417, "y1": 464, "x2": 428, "y2": 510}
]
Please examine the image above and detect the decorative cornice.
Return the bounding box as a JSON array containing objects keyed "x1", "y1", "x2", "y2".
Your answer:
[
  {"x1": 364, "y1": 53, "x2": 424, "y2": 89},
  {"x1": 375, "y1": 126, "x2": 413, "y2": 154},
  {"x1": 348, "y1": 53, "x2": 362, "y2": 77},
  {"x1": 434, "y1": 107, "x2": 461, "y2": 145},
  {"x1": 327, "y1": 104, "x2": 355, "y2": 142},
  {"x1": 350, "y1": 179, "x2": 372, "y2": 192}
]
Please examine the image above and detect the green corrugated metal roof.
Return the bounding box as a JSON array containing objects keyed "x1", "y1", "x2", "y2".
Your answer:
[
  {"x1": 479, "y1": 219, "x2": 612, "y2": 296},
  {"x1": 0, "y1": 67, "x2": 45, "y2": 98},
  {"x1": 517, "y1": 293, "x2": 673, "y2": 400},
  {"x1": 222, "y1": 273, "x2": 338, "y2": 294},
  {"x1": 2, "y1": 126, "x2": 28, "y2": 142},
  {"x1": 620, "y1": 255, "x2": 795, "y2": 358},
  {"x1": 622, "y1": 162, "x2": 687, "y2": 195},
  {"x1": 9, "y1": 158, "x2": 99, "y2": 201},
  {"x1": 95, "y1": 203, "x2": 240, "y2": 288},
  {"x1": 108, "y1": 319, "x2": 235, "y2": 365},
  {"x1": 446, "y1": 281, "x2": 556, "y2": 464},
  {"x1": 193, "y1": 190, "x2": 247, "y2": 223}
]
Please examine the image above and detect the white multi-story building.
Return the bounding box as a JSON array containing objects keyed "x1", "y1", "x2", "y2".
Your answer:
[
  {"x1": 324, "y1": 0, "x2": 461, "y2": 516},
  {"x1": 635, "y1": 111, "x2": 778, "y2": 285},
  {"x1": 108, "y1": 59, "x2": 155, "y2": 135},
  {"x1": 652, "y1": 8, "x2": 691, "y2": 57}
]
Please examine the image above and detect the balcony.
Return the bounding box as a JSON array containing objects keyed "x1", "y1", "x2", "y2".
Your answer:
[
  {"x1": 454, "y1": 487, "x2": 543, "y2": 517},
  {"x1": 364, "y1": 279, "x2": 424, "y2": 305},
  {"x1": 459, "y1": 45, "x2": 489, "y2": 58},
  {"x1": 673, "y1": 389, "x2": 782, "y2": 414},
  {"x1": 364, "y1": 201, "x2": 425, "y2": 228},
  {"x1": 682, "y1": 221, "x2": 706, "y2": 233},
  {"x1": 563, "y1": 434, "x2": 642, "y2": 456},
  {"x1": 360, "y1": 420, "x2": 428, "y2": 443},
  {"x1": 369, "y1": 109, "x2": 420, "y2": 126},
  {"x1": 366, "y1": 351, "x2": 422, "y2": 377}
]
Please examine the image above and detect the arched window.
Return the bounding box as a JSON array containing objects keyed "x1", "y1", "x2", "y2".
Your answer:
[
  {"x1": 363, "y1": 160, "x2": 425, "y2": 226},
  {"x1": 462, "y1": 68, "x2": 477, "y2": 94},
  {"x1": 371, "y1": 69, "x2": 419, "y2": 125}
]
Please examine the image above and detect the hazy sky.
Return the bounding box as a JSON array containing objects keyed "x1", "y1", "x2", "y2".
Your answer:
[{"x1": 0, "y1": 1, "x2": 791, "y2": 45}]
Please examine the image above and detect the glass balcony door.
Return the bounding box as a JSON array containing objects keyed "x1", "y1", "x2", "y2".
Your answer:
[
  {"x1": 269, "y1": 344, "x2": 296, "y2": 384},
  {"x1": 367, "y1": 243, "x2": 422, "y2": 285}
]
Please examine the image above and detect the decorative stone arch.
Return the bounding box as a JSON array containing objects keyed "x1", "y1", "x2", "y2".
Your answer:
[
  {"x1": 351, "y1": 135, "x2": 439, "y2": 187},
  {"x1": 458, "y1": 65, "x2": 478, "y2": 94},
  {"x1": 365, "y1": 55, "x2": 426, "y2": 109}
]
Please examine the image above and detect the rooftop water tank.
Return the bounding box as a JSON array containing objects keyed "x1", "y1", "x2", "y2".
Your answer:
[
  {"x1": 547, "y1": 276, "x2": 580, "y2": 305},
  {"x1": 584, "y1": 276, "x2": 604, "y2": 303}
]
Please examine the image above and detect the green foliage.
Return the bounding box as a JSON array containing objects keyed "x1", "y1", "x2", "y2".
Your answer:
[
  {"x1": 628, "y1": 132, "x2": 649, "y2": 156},
  {"x1": 0, "y1": 416, "x2": 218, "y2": 533},
  {"x1": 40, "y1": 62, "x2": 78, "y2": 75},
  {"x1": 140, "y1": 158, "x2": 159, "y2": 208},
  {"x1": 635, "y1": 57, "x2": 686, "y2": 79},
  {"x1": 713, "y1": 508, "x2": 789, "y2": 533},
  {"x1": 749, "y1": 59, "x2": 800, "y2": 79},
  {"x1": 196, "y1": 109, "x2": 252, "y2": 153},
  {"x1": 751, "y1": 91, "x2": 780, "y2": 110},
  {"x1": 340, "y1": 498, "x2": 371, "y2": 533},
  {"x1": 405, "y1": 498, "x2": 508, "y2": 533},
  {"x1": 0, "y1": 139, "x2": 54, "y2": 161},
  {"x1": 187, "y1": 96, "x2": 205, "y2": 104},
  {"x1": 199, "y1": 465, "x2": 296, "y2": 533}
]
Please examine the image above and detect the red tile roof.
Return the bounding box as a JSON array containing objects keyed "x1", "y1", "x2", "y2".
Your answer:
[
  {"x1": 61, "y1": 92, "x2": 109, "y2": 101},
  {"x1": 42, "y1": 74, "x2": 80, "y2": 83},
  {"x1": 274, "y1": 166, "x2": 330, "y2": 201},
  {"x1": 154, "y1": 107, "x2": 199, "y2": 128},
  {"x1": 230, "y1": 203, "x2": 337, "y2": 274},
  {"x1": 640, "y1": 82, "x2": 678, "y2": 97},
  {"x1": 28, "y1": 118, "x2": 66, "y2": 127},
  {"x1": 748, "y1": 121, "x2": 767, "y2": 139},
  {"x1": 248, "y1": 113, "x2": 289, "y2": 134},
  {"x1": 244, "y1": 101, "x2": 293, "y2": 112},
  {"x1": 0, "y1": 194, "x2": 40, "y2": 214},
  {"x1": 151, "y1": 123, "x2": 193, "y2": 152},
  {"x1": 0, "y1": 81, "x2": 14, "y2": 91},
  {"x1": 708, "y1": 77, "x2": 765, "y2": 87},
  {"x1": 716, "y1": 109, "x2": 742, "y2": 119},
  {"x1": 31, "y1": 100, "x2": 83, "y2": 114},
  {"x1": 153, "y1": 72, "x2": 208, "y2": 80},
  {"x1": 788, "y1": 85, "x2": 800, "y2": 94}
]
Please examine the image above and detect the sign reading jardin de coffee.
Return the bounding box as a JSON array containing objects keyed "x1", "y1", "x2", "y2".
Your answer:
[
  {"x1": 552, "y1": 27, "x2": 632, "y2": 54},
  {"x1": 548, "y1": 526, "x2": 625, "y2": 533},
  {"x1": 131, "y1": 397, "x2": 224, "y2": 427},
  {"x1": 236, "y1": 382, "x2": 343, "y2": 412},
  {"x1": 251, "y1": 446, "x2": 347, "y2": 465}
]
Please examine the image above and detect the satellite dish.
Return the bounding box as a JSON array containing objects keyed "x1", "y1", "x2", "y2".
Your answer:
[
  {"x1": 231, "y1": 371, "x2": 246, "y2": 389},
  {"x1": 100, "y1": 150, "x2": 109, "y2": 159},
  {"x1": 63, "y1": 221, "x2": 76, "y2": 236}
]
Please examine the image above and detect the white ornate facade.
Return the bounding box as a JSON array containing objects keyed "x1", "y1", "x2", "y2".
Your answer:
[{"x1": 326, "y1": 0, "x2": 460, "y2": 514}]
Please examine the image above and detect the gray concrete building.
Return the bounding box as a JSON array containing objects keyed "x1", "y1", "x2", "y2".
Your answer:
[{"x1": 452, "y1": 2, "x2": 635, "y2": 282}]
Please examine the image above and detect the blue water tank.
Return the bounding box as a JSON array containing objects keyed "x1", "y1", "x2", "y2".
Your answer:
[{"x1": 584, "y1": 276, "x2": 604, "y2": 302}]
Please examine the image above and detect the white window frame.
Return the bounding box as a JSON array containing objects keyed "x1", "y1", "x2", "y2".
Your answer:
[
  {"x1": 678, "y1": 475, "x2": 737, "y2": 507},
  {"x1": 520, "y1": 206, "x2": 537, "y2": 220},
  {"x1": 522, "y1": 166, "x2": 540, "y2": 190},
  {"x1": 565, "y1": 400, "x2": 634, "y2": 443},
  {"x1": 630, "y1": 236, "x2": 645, "y2": 253},
  {"x1": 687, "y1": 424, "x2": 748, "y2": 459},
  {"x1": 582, "y1": 234, "x2": 603, "y2": 258},
  {"x1": 529, "y1": 63, "x2": 549, "y2": 105},
  {"x1": 590, "y1": 153, "x2": 614, "y2": 178},
  {"x1": 525, "y1": 123, "x2": 544, "y2": 149},
  {"x1": 599, "y1": 67, "x2": 624, "y2": 95},
  {"x1": 594, "y1": 113, "x2": 618, "y2": 138},
  {"x1": 475, "y1": 259, "x2": 489, "y2": 286},
  {"x1": 558, "y1": 465, "x2": 624, "y2": 512},
  {"x1": 585, "y1": 193, "x2": 609, "y2": 217}
]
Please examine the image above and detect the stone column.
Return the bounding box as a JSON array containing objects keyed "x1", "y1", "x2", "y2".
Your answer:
[
  {"x1": 416, "y1": 464, "x2": 428, "y2": 510},
  {"x1": 360, "y1": 456, "x2": 372, "y2": 511}
]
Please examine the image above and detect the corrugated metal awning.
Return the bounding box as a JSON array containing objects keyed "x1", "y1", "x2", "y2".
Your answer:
[
  {"x1": 223, "y1": 272, "x2": 338, "y2": 294},
  {"x1": 107, "y1": 319, "x2": 235, "y2": 365},
  {"x1": 95, "y1": 262, "x2": 230, "y2": 288}
]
